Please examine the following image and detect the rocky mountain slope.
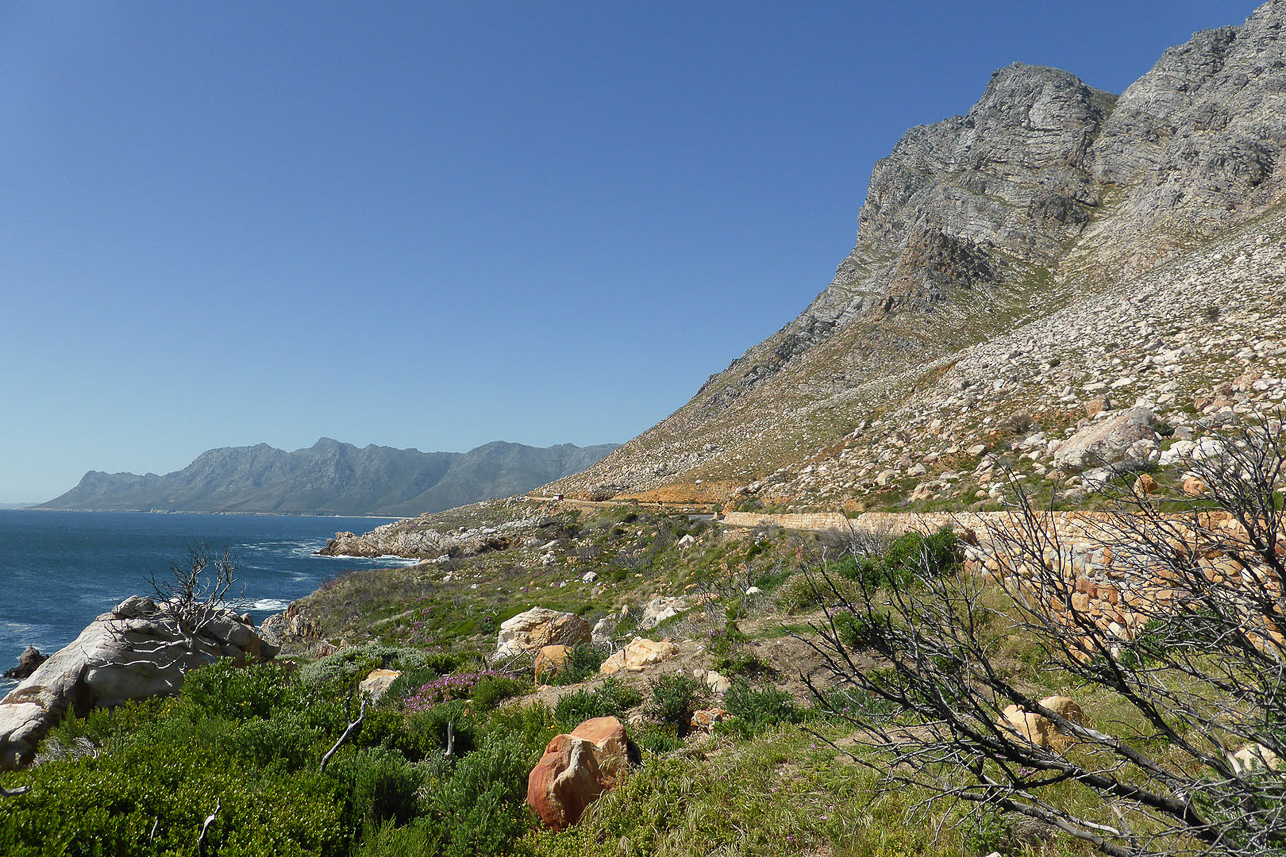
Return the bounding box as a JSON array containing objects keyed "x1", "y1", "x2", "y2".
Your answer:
[
  {"x1": 550, "y1": 0, "x2": 1286, "y2": 511},
  {"x1": 39, "y1": 439, "x2": 617, "y2": 517}
]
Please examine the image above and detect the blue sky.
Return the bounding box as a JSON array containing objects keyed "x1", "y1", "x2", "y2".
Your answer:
[{"x1": 0, "y1": 1, "x2": 1247, "y2": 503}]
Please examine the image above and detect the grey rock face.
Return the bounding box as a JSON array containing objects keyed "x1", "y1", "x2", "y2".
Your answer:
[
  {"x1": 1092, "y1": 4, "x2": 1286, "y2": 264},
  {"x1": 551, "y1": 2, "x2": 1286, "y2": 503}
]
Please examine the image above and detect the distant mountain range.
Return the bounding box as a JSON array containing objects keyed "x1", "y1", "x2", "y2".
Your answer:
[{"x1": 38, "y1": 439, "x2": 618, "y2": 517}]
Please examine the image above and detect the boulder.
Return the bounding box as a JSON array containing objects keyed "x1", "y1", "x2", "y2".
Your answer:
[
  {"x1": 258, "y1": 602, "x2": 325, "y2": 647},
  {"x1": 690, "y1": 707, "x2": 732, "y2": 731},
  {"x1": 0, "y1": 596, "x2": 277, "y2": 770},
  {"x1": 599, "y1": 637, "x2": 679, "y2": 675},
  {"x1": 3, "y1": 647, "x2": 47, "y2": 680},
  {"x1": 1053, "y1": 407, "x2": 1156, "y2": 472},
  {"x1": 694, "y1": 668, "x2": 731, "y2": 694},
  {"x1": 494, "y1": 608, "x2": 591, "y2": 661},
  {"x1": 1183, "y1": 476, "x2": 1210, "y2": 496},
  {"x1": 590, "y1": 615, "x2": 617, "y2": 647},
  {"x1": 997, "y1": 696, "x2": 1085, "y2": 751},
  {"x1": 638, "y1": 596, "x2": 690, "y2": 631},
  {"x1": 534, "y1": 645, "x2": 573, "y2": 682},
  {"x1": 359, "y1": 668, "x2": 402, "y2": 701},
  {"x1": 527, "y1": 716, "x2": 632, "y2": 830},
  {"x1": 1230, "y1": 743, "x2": 1282, "y2": 774},
  {"x1": 1134, "y1": 473, "x2": 1159, "y2": 495}
]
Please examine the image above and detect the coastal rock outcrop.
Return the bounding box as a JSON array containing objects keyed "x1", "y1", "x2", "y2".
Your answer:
[
  {"x1": 3, "y1": 647, "x2": 48, "y2": 680},
  {"x1": 0, "y1": 596, "x2": 277, "y2": 770}
]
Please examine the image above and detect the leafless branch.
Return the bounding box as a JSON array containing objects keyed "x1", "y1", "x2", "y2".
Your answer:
[
  {"x1": 800, "y1": 410, "x2": 1286, "y2": 856},
  {"x1": 319, "y1": 698, "x2": 366, "y2": 772}
]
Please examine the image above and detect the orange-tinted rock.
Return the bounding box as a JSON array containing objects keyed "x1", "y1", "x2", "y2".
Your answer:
[
  {"x1": 571, "y1": 716, "x2": 630, "y2": 782},
  {"x1": 528, "y1": 716, "x2": 632, "y2": 830},
  {"x1": 1183, "y1": 476, "x2": 1210, "y2": 496},
  {"x1": 599, "y1": 637, "x2": 679, "y2": 674},
  {"x1": 534, "y1": 645, "x2": 573, "y2": 683},
  {"x1": 527, "y1": 734, "x2": 605, "y2": 831},
  {"x1": 690, "y1": 707, "x2": 732, "y2": 731}
]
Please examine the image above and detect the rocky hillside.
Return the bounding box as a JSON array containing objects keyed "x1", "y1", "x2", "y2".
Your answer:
[
  {"x1": 550, "y1": 1, "x2": 1286, "y2": 510},
  {"x1": 39, "y1": 438, "x2": 617, "y2": 517}
]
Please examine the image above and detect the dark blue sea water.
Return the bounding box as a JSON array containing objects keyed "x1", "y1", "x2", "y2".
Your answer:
[{"x1": 0, "y1": 510, "x2": 413, "y2": 692}]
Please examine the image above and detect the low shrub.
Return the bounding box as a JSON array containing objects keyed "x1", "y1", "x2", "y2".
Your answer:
[
  {"x1": 471, "y1": 675, "x2": 531, "y2": 712},
  {"x1": 543, "y1": 644, "x2": 608, "y2": 686},
  {"x1": 554, "y1": 678, "x2": 643, "y2": 730},
  {"x1": 326, "y1": 746, "x2": 425, "y2": 831},
  {"x1": 646, "y1": 674, "x2": 708, "y2": 738},
  {"x1": 718, "y1": 681, "x2": 801, "y2": 738},
  {"x1": 181, "y1": 659, "x2": 296, "y2": 721},
  {"x1": 425, "y1": 733, "x2": 537, "y2": 857}
]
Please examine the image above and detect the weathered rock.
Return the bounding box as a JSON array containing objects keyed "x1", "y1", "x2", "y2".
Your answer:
[
  {"x1": 3, "y1": 647, "x2": 47, "y2": 680},
  {"x1": 359, "y1": 668, "x2": 401, "y2": 701},
  {"x1": 0, "y1": 596, "x2": 276, "y2": 770},
  {"x1": 694, "y1": 668, "x2": 731, "y2": 695},
  {"x1": 590, "y1": 615, "x2": 617, "y2": 647},
  {"x1": 997, "y1": 695, "x2": 1085, "y2": 751},
  {"x1": 1230, "y1": 743, "x2": 1282, "y2": 774},
  {"x1": 1184, "y1": 476, "x2": 1211, "y2": 496},
  {"x1": 638, "y1": 596, "x2": 690, "y2": 631},
  {"x1": 1134, "y1": 473, "x2": 1159, "y2": 495},
  {"x1": 527, "y1": 716, "x2": 632, "y2": 831},
  {"x1": 690, "y1": 707, "x2": 732, "y2": 731},
  {"x1": 1054, "y1": 407, "x2": 1156, "y2": 472},
  {"x1": 258, "y1": 602, "x2": 325, "y2": 647},
  {"x1": 599, "y1": 637, "x2": 679, "y2": 675},
  {"x1": 534, "y1": 645, "x2": 573, "y2": 682},
  {"x1": 494, "y1": 608, "x2": 591, "y2": 662}
]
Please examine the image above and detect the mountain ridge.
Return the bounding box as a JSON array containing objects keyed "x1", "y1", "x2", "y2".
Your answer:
[
  {"x1": 39, "y1": 439, "x2": 618, "y2": 517},
  {"x1": 547, "y1": 1, "x2": 1286, "y2": 509}
]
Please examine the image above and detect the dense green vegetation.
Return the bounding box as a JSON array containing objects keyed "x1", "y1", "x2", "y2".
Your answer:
[{"x1": 0, "y1": 506, "x2": 1198, "y2": 857}]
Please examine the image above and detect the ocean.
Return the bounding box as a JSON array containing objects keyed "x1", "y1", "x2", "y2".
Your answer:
[{"x1": 0, "y1": 510, "x2": 415, "y2": 693}]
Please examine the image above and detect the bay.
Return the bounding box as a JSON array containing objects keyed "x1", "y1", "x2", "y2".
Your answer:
[{"x1": 0, "y1": 510, "x2": 411, "y2": 693}]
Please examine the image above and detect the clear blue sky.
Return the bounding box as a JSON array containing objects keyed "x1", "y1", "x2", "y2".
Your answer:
[{"x1": 0, "y1": 1, "x2": 1247, "y2": 504}]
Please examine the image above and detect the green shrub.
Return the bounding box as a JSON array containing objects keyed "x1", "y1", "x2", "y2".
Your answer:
[
  {"x1": 223, "y1": 713, "x2": 321, "y2": 772},
  {"x1": 298, "y1": 643, "x2": 441, "y2": 687},
  {"x1": 326, "y1": 746, "x2": 425, "y2": 831},
  {"x1": 633, "y1": 723, "x2": 684, "y2": 755},
  {"x1": 426, "y1": 733, "x2": 536, "y2": 857},
  {"x1": 0, "y1": 741, "x2": 347, "y2": 857},
  {"x1": 878, "y1": 526, "x2": 960, "y2": 590},
  {"x1": 543, "y1": 644, "x2": 608, "y2": 686},
  {"x1": 554, "y1": 679, "x2": 643, "y2": 730},
  {"x1": 472, "y1": 675, "x2": 531, "y2": 712},
  {"x1": 181, "y1": 659, "x2": 296, "y2": 721},
  {"x1": 718, "y1": 681, "x2": 801, "y2": 738},
  {"x1": 405, "y1": 699, "x2": 477, "y2": 758},
  {"x1": 646, "y1": 674, "x2": 708, "y2": 738}
]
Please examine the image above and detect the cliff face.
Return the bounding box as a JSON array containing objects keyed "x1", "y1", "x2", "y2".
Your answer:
[
  {"x1": 39, "y1": 439, "x2": 618, "y2": 516},
  {"x1": 551, "y1": 1, "x2": 1286, "y2": 503}
]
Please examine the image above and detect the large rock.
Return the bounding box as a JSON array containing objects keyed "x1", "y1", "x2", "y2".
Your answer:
[
  {"x1": 599, "y1": 637, "x2": 679, "y2": 675},
  {"x1": 638, "y1": 596, "x2": 690, "y2": 631},
  {"x1": 1054, "y1": 407, "x2": 1156, "y2": 472},
  {"x1": 997, "y1": 695, "x2": 1086, "y2": 752},
  {"x1": 359, "y1": 668, "x2": 402, "y2": 702},
  {"x1": 494, "y1": 608, "x2": 591, "y2": 662},
  {"x1": 534, "y1": 645, "x2": 573, "y2": 683},
  {"x1": 527, "y1": 716, "x2": 631, "y2": 830},
  {"x1": 0, "y1": 596, "x2": 278, "y2": 770}
]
